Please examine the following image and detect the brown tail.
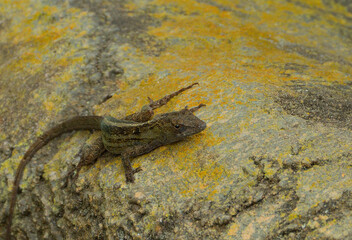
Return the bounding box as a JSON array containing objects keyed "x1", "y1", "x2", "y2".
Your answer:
[{"x1": 6, "y1": 116, "x2": 103, "y2": 240}]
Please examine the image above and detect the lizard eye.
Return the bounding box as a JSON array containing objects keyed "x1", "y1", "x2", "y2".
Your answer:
[{"x1": 175, "y1": 124, "x2": 180, "y2": 129}]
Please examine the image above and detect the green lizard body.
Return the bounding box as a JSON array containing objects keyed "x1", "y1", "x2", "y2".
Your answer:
[
  {"x1": 6, "y1": 83, "x2": 206, "y2": 239},
  {"x1": 101, "y1": 110, "x2": 206, "y2": 154}
]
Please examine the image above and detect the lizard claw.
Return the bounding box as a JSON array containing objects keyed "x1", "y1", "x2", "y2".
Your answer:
[
  {"x1": 125, "y1": 173, "x2": 135, "y2": 183},
  {"x1": 189, "y1": 103, "x2": 206, "y2": 113},
  {"x1": 61, "y1": 167, "x2": 80, "y2": 189},
  {"x1": 125, "y1": 167, "x2": 143, "y2": 183},
  {"x1": 132, "y1": 166, "x2": 143, "y2": 174},
  {"x1": 61, "y1": 175, "x2": 71, "y2": 189},
  {"x1": 147, "y1": 97, "x2": 154, "y2": 104}
]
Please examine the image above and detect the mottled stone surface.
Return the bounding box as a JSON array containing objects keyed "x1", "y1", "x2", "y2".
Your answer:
[{"x1": 0, "y1": 0, "x2": 351, "y2": 239}]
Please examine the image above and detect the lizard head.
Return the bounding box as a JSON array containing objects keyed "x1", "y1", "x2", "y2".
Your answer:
[{"x1": 158, "y1": 107, "x2": 206, "y2": 143}]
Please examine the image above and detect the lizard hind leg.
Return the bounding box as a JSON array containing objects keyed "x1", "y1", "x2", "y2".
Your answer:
[
  {"x1": 62, "y1": 136, "x2": 105, "y2": 188},
  {"x1": 148, "y1": 82, "x2": 199, "y2": 110},
  {"x1": 124, "y1": 83, "x2": 199, "y2": 123}
]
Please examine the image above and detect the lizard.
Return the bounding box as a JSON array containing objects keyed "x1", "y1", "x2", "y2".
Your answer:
[{"x1": 6, "y1": 83, "x2": 206, "y2": 240}]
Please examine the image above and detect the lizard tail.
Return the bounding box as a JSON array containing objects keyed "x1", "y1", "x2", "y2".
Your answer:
[{"x1": 6, "y1": 116, "x2": 103, "y2": 240}]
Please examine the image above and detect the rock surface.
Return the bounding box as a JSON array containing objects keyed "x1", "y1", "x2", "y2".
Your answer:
[{"x1": 0, "y1": 0, "x2": 351, "y2": 239}]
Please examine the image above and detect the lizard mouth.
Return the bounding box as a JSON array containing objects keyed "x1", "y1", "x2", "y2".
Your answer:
[{"x1": 178, "y1": 120, "x2": 206, "y2": 138}]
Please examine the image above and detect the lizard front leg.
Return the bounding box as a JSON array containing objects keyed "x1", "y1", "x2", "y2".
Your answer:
[
  {"x1": 121, "y1": 140, "x2": 164, "y2": 183},
  {"x1": 120, "y1": 83, "x2": 199, "y2": 182}
]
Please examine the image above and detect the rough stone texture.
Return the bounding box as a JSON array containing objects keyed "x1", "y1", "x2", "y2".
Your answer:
[{"x1": 0, "y1": 0, "x2": 351, "y2": 239}]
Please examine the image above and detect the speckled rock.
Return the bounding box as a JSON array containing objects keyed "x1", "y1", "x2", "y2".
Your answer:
[{"x1": 0, "y1": 0, "x2": 351, "y2": 239}]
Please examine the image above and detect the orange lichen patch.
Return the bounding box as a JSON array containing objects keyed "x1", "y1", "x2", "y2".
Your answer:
[
  {"x1": 6, "y1": 25, "x2": 79, "y2": 73},
  {"x1": 0, "y1": 0, "x2": 92, "y2": 120},
  {"x1": 195, "y1": 162, "x2": 226, "y2": 182},
  {"x1": 124, "y1": 2, "x2": 140, "y2": 12},
  {"x1": 43, "y1": 101, "x2": 55, "y2": 112},
  {"x1": 42, "y1": 93, "x2": 65, "y2": 114},
  {"x1": 150, "y1": 132, "x2": 229, "y2": 199},
  {"x1": 75, "y1": 30, "x2": 88, "y2": 38},
  {"x1": 139, "y1": 0, "x2": 352, "y2": 92},
  {"x1": 228, "y1": 223, "x2": 239, "y2": 236}
]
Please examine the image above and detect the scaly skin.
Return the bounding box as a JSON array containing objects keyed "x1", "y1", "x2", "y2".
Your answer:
[{"x1": 6, "y1": 83, "x2": 206, "y2": 240}]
